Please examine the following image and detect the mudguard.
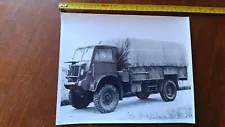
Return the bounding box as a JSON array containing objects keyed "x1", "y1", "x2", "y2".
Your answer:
[{"x1": 90, "y1": 74, "x2": 123, "y2": 100}]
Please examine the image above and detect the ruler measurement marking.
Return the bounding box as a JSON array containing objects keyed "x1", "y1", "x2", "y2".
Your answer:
[{"x1": 59, "y1": 2, "x2": 225, "y2": 14}]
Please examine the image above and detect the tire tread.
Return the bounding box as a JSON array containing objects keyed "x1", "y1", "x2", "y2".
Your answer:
[
  {"x1": 160, "y1": 80, "x2": 177, "y2": 102},
  {"x1": 69, "y1": 91, "x2": 91, "y2": 109},
  {"x1": 93, "y1": 84, "x2": 119, "y2": 113}
]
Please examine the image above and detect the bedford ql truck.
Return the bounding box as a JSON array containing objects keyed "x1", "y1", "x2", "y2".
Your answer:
[{"x1": 64, "y1": 37, "x2": 188, "y2": 113}]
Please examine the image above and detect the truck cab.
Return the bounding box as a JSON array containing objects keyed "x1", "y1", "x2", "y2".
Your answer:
[
  {"x1": 65, "y1": 45, "x2": 117, "y2": 90},
  {"x1": 64, "y1": 45, "x2": 121, "y2": 113}
]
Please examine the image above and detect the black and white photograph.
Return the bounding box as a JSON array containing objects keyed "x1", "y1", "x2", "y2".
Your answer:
[{"x1": 56, "y1": 13, "x2": 195, "y2": 125}]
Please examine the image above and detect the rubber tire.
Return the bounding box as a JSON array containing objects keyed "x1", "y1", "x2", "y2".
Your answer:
[
  {"x1": 136, "y1": 92, "x2": 150, "y2": 99},
  {"x1": 69, "y1": 90, "x2": 91, "y2": 109},
  {"x1": 93, "y1": 84, "x2": 119, "y2": 113},
  {"x1": 160, "y1": 80, "x2": 177, "y2": 102}
]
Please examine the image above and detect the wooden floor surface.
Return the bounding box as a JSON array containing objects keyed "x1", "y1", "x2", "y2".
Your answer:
[{"x1": 0, "y1": 0, "x2": 225, "y2": 127}]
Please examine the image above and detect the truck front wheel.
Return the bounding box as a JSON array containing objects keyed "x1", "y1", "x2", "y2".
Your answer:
[
  {"x1": 69, "y1": 90, "x2": 91, "y2": 109},
  {"x1": 136, "y1": 92, "x2": 150, "y2": 99},
  {"x1": 160, "y1": 80, "x2": 177, "y2": 102},
  {"x1": 93, "y1": 84, "x2": 119, "y2": 113}
]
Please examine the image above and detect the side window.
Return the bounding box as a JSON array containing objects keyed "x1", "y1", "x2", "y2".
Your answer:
[{"x1": 94, "y1": 48, "x2": 113, "y2": 61}]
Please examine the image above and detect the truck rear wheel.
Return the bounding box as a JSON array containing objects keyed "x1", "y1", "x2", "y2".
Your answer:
[
  {"x1": 136, "y1": 92, "x2": 150, "y2": 99},
  {"x1": 69, "y1": 90, "x2": 91, "y2": 109},
  {"x1": 160, "y1": 80, "x2": 177, "y2": 102},
  {"x1": 93, "y1": 84, "x2": 119, "y2": 113}
]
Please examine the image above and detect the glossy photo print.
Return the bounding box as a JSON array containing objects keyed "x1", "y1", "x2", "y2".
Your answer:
[{"x1": 56, "y1": 13, "x2": 195, "y2": 125}]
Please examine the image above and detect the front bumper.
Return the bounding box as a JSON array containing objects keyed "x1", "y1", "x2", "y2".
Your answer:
[
  {"x1": 64, "y1": 81, "x2": 80, "y2": 89},
  {"x1": 64, "y1": 83, "x2": 87, "y2": 94},
  {"x1": 64, "y1": 81, "x2": 81, "y2": 86},
  {"x1": 64, "y1": 79, "x2": 91, "y2": 91},
  {"x1": 65, "y1": 82, "x2": 77, "y2": 85}
]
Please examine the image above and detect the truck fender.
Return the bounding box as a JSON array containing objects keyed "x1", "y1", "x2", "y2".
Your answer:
[{"x1": 90, "y1": 75, "x2": 123, "y2": 100}]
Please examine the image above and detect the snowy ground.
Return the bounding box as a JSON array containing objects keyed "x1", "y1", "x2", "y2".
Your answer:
[{"x1": 56, "y1": 90, "x2": 195, "y2": 125}]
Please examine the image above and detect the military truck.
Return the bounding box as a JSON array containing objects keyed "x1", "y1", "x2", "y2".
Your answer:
[{"x1": 64, "y1": 37, "x2": 188, "y2": 113}]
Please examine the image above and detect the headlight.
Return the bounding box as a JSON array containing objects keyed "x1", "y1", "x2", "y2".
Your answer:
[{"x1": 80, "y1": 69, "x2": 84, "y2": 75}]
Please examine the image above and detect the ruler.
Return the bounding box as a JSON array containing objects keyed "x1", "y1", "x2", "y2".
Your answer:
[{"x1": 59, "y1": 2, "x2": 225, "y2": 14}]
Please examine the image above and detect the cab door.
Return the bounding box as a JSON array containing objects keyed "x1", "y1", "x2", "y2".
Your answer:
[{"x1": 92, "y1": 47, "x2": 117, "y2": 79}]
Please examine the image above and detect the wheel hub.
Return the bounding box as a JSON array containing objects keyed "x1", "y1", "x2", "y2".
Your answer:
[
  {"x1": 103, "y1": 92, "x2": 113, "y2": 105},
  {"x1": 166, "y1": 83, "x2": 175, "y2": 98}
]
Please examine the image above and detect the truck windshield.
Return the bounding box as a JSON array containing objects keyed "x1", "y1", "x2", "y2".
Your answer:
[{"x1": 73, "y1": 47, "x2": 94, "y2": 61}]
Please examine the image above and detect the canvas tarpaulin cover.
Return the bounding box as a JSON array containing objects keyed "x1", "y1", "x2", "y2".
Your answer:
[{"x1": 99, "y1": 37, "x2": 188, "y2": 71}]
